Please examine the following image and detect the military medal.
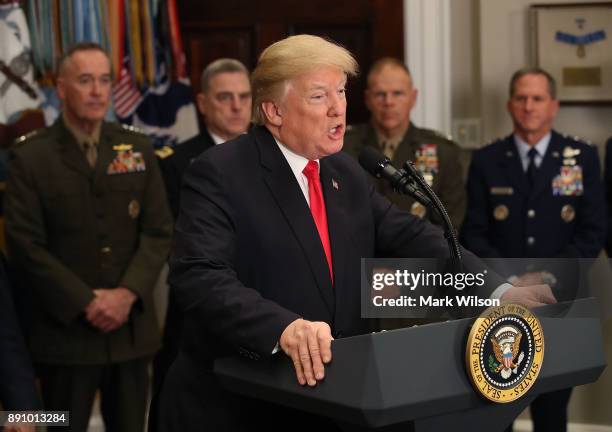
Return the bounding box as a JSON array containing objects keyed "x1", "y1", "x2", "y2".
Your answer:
[
  {"x1": 493, "y1": 205, "x2": 509, "y2": 221},
  {"x1": 556, "y1": 30, "x2": 606, "y2": 59},
  {"x1": 107, "y1": 146, "x2": 147, "y2": 175},
  {"x1": 128, "y1": 200, "x2": 140, "y2": 219},
  {"x1": 561, "y1": 204, "x2": 576, "y2": 222},
  {"x1": 552, "y1": 166, "x2": 583, "y2": 196},
  {"x1": 414, "y1": 144, "x2": 438, "y2": 187}
]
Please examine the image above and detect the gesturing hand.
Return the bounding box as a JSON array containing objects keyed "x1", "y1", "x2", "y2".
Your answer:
[{"x1": 280, "y1": 319, "x2": 333, "y2": 387}]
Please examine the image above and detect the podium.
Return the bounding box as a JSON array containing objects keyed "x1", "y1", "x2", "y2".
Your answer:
[{"x1": 214, "y1": 298, "x2": 606, "y2": 431}]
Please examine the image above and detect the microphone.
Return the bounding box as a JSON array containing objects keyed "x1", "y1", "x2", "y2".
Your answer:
[
  {"x1": 359, "y1": 146, "x2": 463, "y2": 268},
  {"x1": 358, "y1": 146, "x2": 432, "y2": 208}
]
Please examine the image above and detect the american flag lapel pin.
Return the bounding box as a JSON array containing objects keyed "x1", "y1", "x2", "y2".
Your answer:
[{"x1": 332, "y1": 178, "x2": 339, "y2": 190}]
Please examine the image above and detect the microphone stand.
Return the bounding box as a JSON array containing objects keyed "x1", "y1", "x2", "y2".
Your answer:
[{"x1": 403, "y1": 161, "x2": 463, "y2": 273}]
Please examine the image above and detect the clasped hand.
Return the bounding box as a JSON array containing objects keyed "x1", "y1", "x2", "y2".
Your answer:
[{"x1": 84, "y1": 287, "x2": 137, "y2": 333}]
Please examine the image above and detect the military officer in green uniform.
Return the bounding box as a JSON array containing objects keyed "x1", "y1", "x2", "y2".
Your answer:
[
  {"x1": 343, "y1": 57, "x2": 466, "y2": 230},
  {"x1": 4, "y1": 43, "x2": 172, "y2": 432}
]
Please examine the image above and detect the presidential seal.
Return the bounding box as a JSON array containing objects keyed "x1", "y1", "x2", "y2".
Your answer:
[{"x1": 466, "y1": 303, "x2": 544, "y2": 403}]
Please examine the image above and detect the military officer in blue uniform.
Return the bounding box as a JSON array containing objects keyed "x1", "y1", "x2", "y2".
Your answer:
[{"x1": 461, "y1": 67, "x2": 605, "y2": 432}]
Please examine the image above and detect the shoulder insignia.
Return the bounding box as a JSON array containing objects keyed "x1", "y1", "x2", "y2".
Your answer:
[
  {"x1": 13, "y1": 128, "x2": 47, "y2": 148},
  {"x1": 419, "y1": 126, "x2": 454, "y2": 144},
  {"x1": 432, "y1": 129, "x2": 453, "y2": 142},
  {"x1": 14, "y1": 128, "x2": 44, "y2": 145},
  {"x1": 155, "y1": 146, "x2": 174, "y2": 159},
  {"x1": 120, "y1": 124, "x2": 146, "y2": 135},
  {"x1": 561, "y1": 133, "x2": 591, "y2": 145}
]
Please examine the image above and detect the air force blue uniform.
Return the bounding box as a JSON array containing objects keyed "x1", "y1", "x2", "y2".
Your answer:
[
  {"x1": 461, "y1": 130, "x2": 605, "y2": 260},
  {"x1": 461, "y1": 130, "x2": 605, "y2": 432}
]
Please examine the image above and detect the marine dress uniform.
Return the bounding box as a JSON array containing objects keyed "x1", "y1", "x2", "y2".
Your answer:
[
  {"x1": 4, "y1": 117, "x2": 173, "y2": 431},
  {"x1": 460, "y1": 130, "x2": 605, "y2": 431},
  {"x1": 343, "y1": 122, "x2": 466, "y2": 230}
]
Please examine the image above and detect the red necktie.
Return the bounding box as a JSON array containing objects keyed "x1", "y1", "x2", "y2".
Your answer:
[{"x1": 303, "y1": 160, "x2": 333, "y2": 283}]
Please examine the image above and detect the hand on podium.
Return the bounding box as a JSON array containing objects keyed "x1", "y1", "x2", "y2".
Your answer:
[
  {"x1": 500, "y1": 283, "x2": 556, "y2": 309},
  {"x1": 280, "y1": 318, "x2": 334, "y2": 387}
]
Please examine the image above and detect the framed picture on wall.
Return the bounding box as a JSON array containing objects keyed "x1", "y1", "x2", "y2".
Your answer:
[{"x1": 530, "y1": 2, "x2": 612, "y2": 103}]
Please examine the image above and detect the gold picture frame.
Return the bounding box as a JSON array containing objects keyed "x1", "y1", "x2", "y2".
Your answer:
[{"x1": 531, "y1": 2, "x2": 612, "y2": 103}]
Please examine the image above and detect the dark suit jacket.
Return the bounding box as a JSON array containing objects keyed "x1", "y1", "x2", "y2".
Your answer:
[
  {"x1": 0, "y1": 256, "x2": 41, "y2": 410},
  {"x1": 158, "y1": 130, "x2": 215, "y2": 219},
  {"x1": 5, "y1": 118, "x2": 173, "y2": 364},
  {"x1": 155, "y1": 125, "x2": 502, "y2": 430}
]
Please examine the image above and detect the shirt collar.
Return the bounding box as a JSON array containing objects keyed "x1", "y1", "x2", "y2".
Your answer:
[
  {"x1": 274, "y1": 137, "x2": 318, "y2": 179},
  {"x1": 62, "y1": 112, "x2": 101, "y2": 147},
  {"x1": 513, "y1": 132, "x2": 551, "y2": 160},
  {"x1": 208, "y1": 129, "x2": 227, "y2": 145}
]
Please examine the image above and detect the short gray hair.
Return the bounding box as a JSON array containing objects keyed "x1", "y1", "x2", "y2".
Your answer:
[
  {"x1": 509, "y1": 67, "x2": 557, "y2": 99},
  {"x1": 57, "y1": 42, "x2": 110, "y2": 76},
  {"x1": 200, "y1": 58, "x2": 249, "y2": 93}
]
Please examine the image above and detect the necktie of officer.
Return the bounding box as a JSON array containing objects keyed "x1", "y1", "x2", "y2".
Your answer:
[
  {"x1": 303, "y1": 160, "x2": 334, "y2": 283},
  {"x1": 382, "y1": 141, "x2": 395, "y2": 160},
  {"x1": 526, "y1": 147, "x2": 538, "y2": 188},
  {"x1": 83, "y1": 141, "x2": 98, "y2": 168}
]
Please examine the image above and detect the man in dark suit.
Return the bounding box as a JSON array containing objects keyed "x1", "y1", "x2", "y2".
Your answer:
[
  {"x1": 0, "y1": 255, "x2": 39, "y2": 432},
  {"x1": 461, "y1": 67, "x2": 605, "y2": 432},
  {"x1": 152, "y1": 58, "x2": 252, "y2": 390},
  {"x1": 154, "y1": 36, "x2": 555, "y2": 431},
  {"x1": 343, "y1": 57, "x2": 466, "y2": 230},
  {"x1": 5, "y1": 43, "x2": 173, "y2": 432},
  {"x1": 156, "y1": 58, "x2": 252, "y2": 218}
]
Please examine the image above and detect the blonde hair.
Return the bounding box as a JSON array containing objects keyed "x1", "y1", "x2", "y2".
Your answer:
[{"x1": 251, "y1": 34, "x2": 358, "y2": 124}]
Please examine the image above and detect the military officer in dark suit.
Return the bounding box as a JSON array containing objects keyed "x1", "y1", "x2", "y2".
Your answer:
[
  {"x1": 343, "y1": 57, "x2": 466, "y2": 230},
  {"x1": 461, "y1": 67, "x2": 605, "y2": 432},
  {"x1": 152, "y1": 58, "x2": 252, "y2": 390},
  {"x1": 156, "y1": 58, "x2": 252, "y2": 218},
  {"x1": 4, "y1": 43, "x2": 173, "y2": 432}
]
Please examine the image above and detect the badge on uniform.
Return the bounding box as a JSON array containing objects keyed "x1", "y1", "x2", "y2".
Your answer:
[
  {"x1": 414, "y1": 144, "x2": 438, "y2": 187},
  {"x1": 107, "y1": 144, "x2": 146, "y2": 175},
  {"x1": 552, "y1": 165, "x2": 583, "y2": 196},
  {"x1": 493, "y1": 204, "x2": 509, "y2": 221},
  {"x1": 490, "y1": 187, "x2": 514, "y2": 195},
  {"x1": 128, "y1": 200, "x2": 141, "y2": 219},
  {"x1": 560, "y1": 204, "x2": 575, "y2": 223},
  {"x1": 410, "y1": 202, "x2": 427, "y2": 218}
]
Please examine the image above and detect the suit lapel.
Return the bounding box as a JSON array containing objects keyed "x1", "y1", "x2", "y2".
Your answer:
[
  {"x1": 498, "y1": 136, "x2": 529, "y2": 195},
  {"x1": 255, "y1": 127, "x2": 335, "y2": 315},
  {"x1": 56, "y1": 120, "x2": 94, "y2": 178}
]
